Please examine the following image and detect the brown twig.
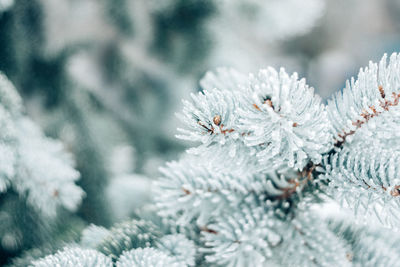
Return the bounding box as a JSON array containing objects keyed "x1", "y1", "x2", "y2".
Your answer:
[
  {"x1": 276, "y1": 163, "x2": 317, "y2": 200},
  {"x1": 359, "y1": 179, "x2": 400, "y2": 197},
  {"x1": 182, "y1": 187, "x2": 191, "y2": 195},
  {"x1": 335, "y1": 86, "x2": 400, "y2": 147},
  {"x1": 200, "y1": 226, "x2": 218, "y2": 234},
  {"x1": 197, "y1": 120, "x2": 214, "y2": 134}
]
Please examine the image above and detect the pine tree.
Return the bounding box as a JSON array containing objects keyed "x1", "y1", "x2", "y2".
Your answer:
[
  {"x1": 2, "y1": 1, "x2": 399, "y2": 266},
  {"x1": 24, "y1": 52, "x2": 400, "y2": 266},
  {"x1": 0, "y1": 3, "x2": 329, "y2": 261}
]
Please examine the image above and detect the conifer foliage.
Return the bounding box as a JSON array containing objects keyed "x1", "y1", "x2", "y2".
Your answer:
[
  {"x1": 23, "y1": 52, "x2": 400, "y2": 266},
  {"x1": 0, "y1": 73, "x2": 84, "y2": 256},
  {"x1": 0, "y1": 73, "x2": 84, "y2": 216}
]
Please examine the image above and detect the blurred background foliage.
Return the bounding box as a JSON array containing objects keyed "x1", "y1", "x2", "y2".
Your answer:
[{"x1": 1, "y1": 0, "x2": 400, "y2": 264}]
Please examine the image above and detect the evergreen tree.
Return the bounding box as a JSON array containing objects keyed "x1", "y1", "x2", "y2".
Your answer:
[
  {"x1": 2, "y1": 0, "x2": 400, "y2": 266},
  {"x1": 23, "y1": 52, "x2": 400, "y2": 266}
]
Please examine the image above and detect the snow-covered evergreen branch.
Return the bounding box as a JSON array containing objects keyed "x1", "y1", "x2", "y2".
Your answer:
[
  {"x1": 0, "y1": 73, "x2": 84, "y2": 217},
  {"x1": 155, "y1": 52, "x2": 400, "y2": 265},
  {"x1": 26, "y1": 52, "x2": 400, "y2": 266}
]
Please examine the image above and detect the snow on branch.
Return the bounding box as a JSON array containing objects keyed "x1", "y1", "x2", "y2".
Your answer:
[
  {"x1": 31, "y1": 247, "x2": 112, "y2": 267},
  {"x1": 328, "y1": 53, "x2": 400, "y2": 147},
  {"x1": 324, "y1": 142, "x2": 400, "y2": 230},
  {"x1": 0, "y1": 73, "x2": 84, "y2": 217},
  {"x1": 116, "y1": 248, "x2": 181, "y2": 267},
  {"x1": 177, "y1": 67, "x2": 332, "y2": 171}
]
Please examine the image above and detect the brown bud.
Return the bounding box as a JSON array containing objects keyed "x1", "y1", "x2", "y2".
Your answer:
[
  {"x1": 182, "y1": 187, "x2": 191, "y2": 195},
  {"x1": 379, "y1": 85, "x2": 385, "y2": 99},
  {"x1": 390, "y1": 185, "x2": 400, "y2": 197},
  {"x1": 213, "y1": 115, "x2": 221, "y2": 126}
]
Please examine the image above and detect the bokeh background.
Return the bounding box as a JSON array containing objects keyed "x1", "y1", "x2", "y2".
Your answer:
[{"x1": 1, "y1": 0, "x2": 400, "y2": 264}]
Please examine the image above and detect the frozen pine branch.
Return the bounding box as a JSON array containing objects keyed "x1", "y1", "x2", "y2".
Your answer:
[
  {"x1": 324, "y1": 53, "x2": 400, "y2": 230},
  {"x1": 80, "y1": 224, "x2": 111, "y2": 249},
  {"x1": 30, "y1": 247, "x2": 112, "y2": 267},
  {"x1": 0, "y1": 73, "x2": 84, "y2": 218},
  {"x1": 155, "y1": 154, "x2": 302, "y2": 226},
  {"x1": 237, "y1": 68, "x2": 333, "y2": 170},
  {"x1": 324, "y1": 142, "x2": 400, "y2": 230},
  {"x1": 156, "y1": 155, "x2": 239, "y2": 225},
  {"x1": 328, "y1": 216, "x2": 400, "y2": 266},
  {"x1": 177, "y1": 67, "x2": 332, "y2": 170},
  {"x1": 156, "y1": 234, "x2": 196, "y2": 266},
  {"x1": 327, "y1": 53, "x2": 400, "y2": 147},
  {"x1": 155, "y1": 52, "x2": 400, "y2": 266},
  {"x1": 14, "y1": 118, "x2": 83, "y2": 216},
  {"x1": 32, "y1": 217, "x2": 196, "y2": 266},
  {"x1": 8, "y1": 1, "x2": 400, "y2": 267},
  {"x1": 116, "y1": 248, "x2": 180, "y2": 267},
  {"x1": 277, "y1": 210, "x2": 351, "y2": 267},
  {"x1": 24, "y1": 51, "x2": 400, "y2": 266},
  {"x1": 201, "y1": 199, "x2": 283, "y2": 266},
  {"x1": 96, "y1": 219, "x2": 161, "y2": 261}
]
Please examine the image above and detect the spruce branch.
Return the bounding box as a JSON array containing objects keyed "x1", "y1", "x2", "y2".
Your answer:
[
  {"x1": 30, "y1": 247, "x2": 112, "y2": 267},
  {"x1": 29, "y1": 52, "x2": 400, "y2": 266},
  {"x1": 201, "y1": 199, "x2": 284, "y2": 266},
  {"x1": 0, "y1": 73, "x2": 84, "y2": 217},
  {"x1": 96, "y1": 219, "x2": 161, "y2": 261},
  {"x1": 116, "y1": 248, "x2": 181, "y2": 267},
  {"x1": 335, "y1": 85, "x2": 400, "y2": 147},
  {"x1": 277, "y1": 210, "x2": 351, "y2": 267},
  {"x1": 178, "y1": 67, "x2": 333, "y2": 171},
  {"x1": 324, "y1": 142, "x2": 400, "y2": 229},
  {"x1": 155, "y1": 152, "x2": 309, "y2": 226},
  {"x1": 328, "y1": 53, "x2": 400, "y2": 147},
  {"x1": 156, "y1": 52, "x2": 400, "y2": 266},
  {"x1": 328, "y1": 216, "x2": 400, "y2": 266},
  {"x1": 156, "y1": 234, "x2": 196, "y2": 266}
]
